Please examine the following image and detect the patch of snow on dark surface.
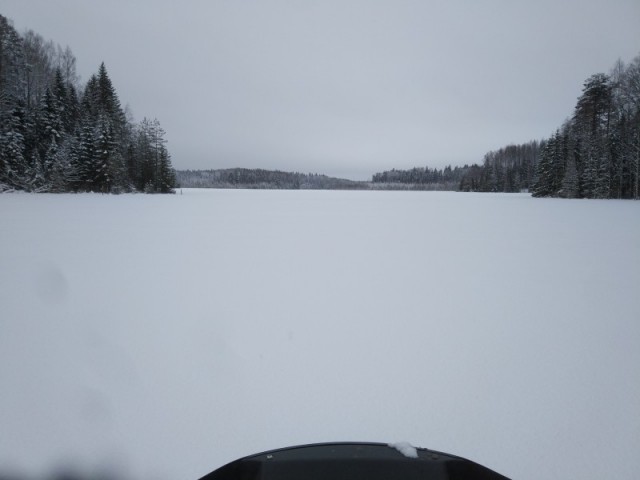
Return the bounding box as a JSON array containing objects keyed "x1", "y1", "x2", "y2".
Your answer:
[{"x1": 389, "y1": 442, "x2": 419, "y2": 458}]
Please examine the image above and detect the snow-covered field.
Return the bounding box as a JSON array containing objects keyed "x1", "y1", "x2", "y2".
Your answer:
[{"x1": 1, "y1": 189, "x2": 639, "y2": 480}]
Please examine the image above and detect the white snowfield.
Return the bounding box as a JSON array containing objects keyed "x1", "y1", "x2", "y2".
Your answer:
[{"x1": 1, "y1": 189, "x2": 639, "y2": 480}]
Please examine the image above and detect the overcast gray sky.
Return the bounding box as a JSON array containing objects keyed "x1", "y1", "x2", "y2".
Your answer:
[{"x1": 2, "y1": 0, "x2": 639, "y2": 179}]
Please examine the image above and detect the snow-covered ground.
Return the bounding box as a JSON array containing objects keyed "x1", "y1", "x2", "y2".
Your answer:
[{"x1": 1, "y1": 189, "x2": 639, "y2": 480}]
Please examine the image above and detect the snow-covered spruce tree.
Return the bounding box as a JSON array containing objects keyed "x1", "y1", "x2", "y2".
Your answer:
[
  {"x1": 593, "y1": 156, "x2": 611, "y2": 199},
  {"x1": 92, "y1": 115, "x2": 118, "y2": 192},
  {"x1": 81, "y1": 74, "x2": 99, "y2": 121},
  {"x1": 130, "y1": 117, "x2": 175, "y2": 193},
  {"x1": 0, "y1": 106, "x2": 27, "y2": 189},
  {"x1": 532, "y1": 131, "x2": 564, "y2": 197},
  {"x1": 37, "y1": 87, "x2": 65, "y2": 187},
  {"x1": 73, "y1": 118, "x2": 96, "y2": 191},
  {"x1": 560, "y1": 153, "x2": 579, "y2": 198},
  {"x1": 0, "y1": 15, "x2": 27, "y2": 189},
  {"x1": 573, "y1": 73, "x2": 612, "y2": 198},
  {"x1": 558, "y1": 128, "x2": 580, "y2": 198},
  {"x1": 532, "y1": 142, "x2": 551, "y2": 197},
  {"x1": 633, "y1": 124, "x2": 640, "y2": 200},
  {"x1": 156, "y1": 146, "x2": 176, "y2": 193},
  {"x1": 72, "y1": 63, "x2": 136, "y2": 193},
  {"x1": 608, "y1": 59, "x2": 627, "y2": 199}
]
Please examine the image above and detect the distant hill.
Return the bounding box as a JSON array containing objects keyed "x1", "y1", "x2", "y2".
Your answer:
[
  {"x1": 176, "y1": 168, "x2": 369, "y2": 190},
  {"x1": 176, "y1": 167, "x2": 475, "y2": 191}
]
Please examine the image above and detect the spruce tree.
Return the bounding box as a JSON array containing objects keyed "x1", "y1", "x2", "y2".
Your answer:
[
  {"x1": 594, "y1": 155, "x2": 611, "y2": 198},
  {"x1": 0, "y1": 106, "x2": 27, "y2": 188},
  {"x1": 560, "y1": 154, "x2": 579, "y2": 198}
]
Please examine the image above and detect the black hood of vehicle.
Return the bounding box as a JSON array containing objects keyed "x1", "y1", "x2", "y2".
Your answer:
[{"x1": 198, "y1": 442, "x2": 510, "y2": 480}]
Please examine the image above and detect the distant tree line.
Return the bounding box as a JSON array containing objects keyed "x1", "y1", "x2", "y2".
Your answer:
[
  {"x1": 532, "y1": 56, "x2": 640, "y2": 199},
  {"x1": 178, "y1": 160, "x2": 541, "y2": 192},
  {"x1": 176, "y1": 168, "x2": 368, "y2": 190},
  {"x1": 370, "y1": 54, "x2": 640, "y2": 199},
  {"x1": 458, "y1": 141, "x2": 543, "y2": 192},
  {"x1": 371, "y1": 165, "x2": 466, "y2": 190},
  {"x1": 0, "y1": 14, "x2": 176, "y2": 193},
  {"x1": 369, "y1": 141, "x2": 543, "y2": 193}
]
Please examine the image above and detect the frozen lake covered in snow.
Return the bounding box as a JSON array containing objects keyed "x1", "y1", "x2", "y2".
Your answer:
[{"x1": 1, "y1": 189, "x2": 639, "y2": 480}]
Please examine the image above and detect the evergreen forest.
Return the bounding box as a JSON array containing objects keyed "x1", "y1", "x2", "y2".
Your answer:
[
  {"x1": 0, "y1": 14, "x2": 176, "y2": 193},
  {"x1": 531, "y1": 58, "x2": 640, "y2": 199}
]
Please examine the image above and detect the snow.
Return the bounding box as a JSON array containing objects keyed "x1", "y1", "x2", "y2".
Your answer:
[
  {"x1": 1, "y1": 189, "x2": 639, "y2": 480},
  {"x1": 389, "y1": 442, "x2": 418, "y2": 458}
]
